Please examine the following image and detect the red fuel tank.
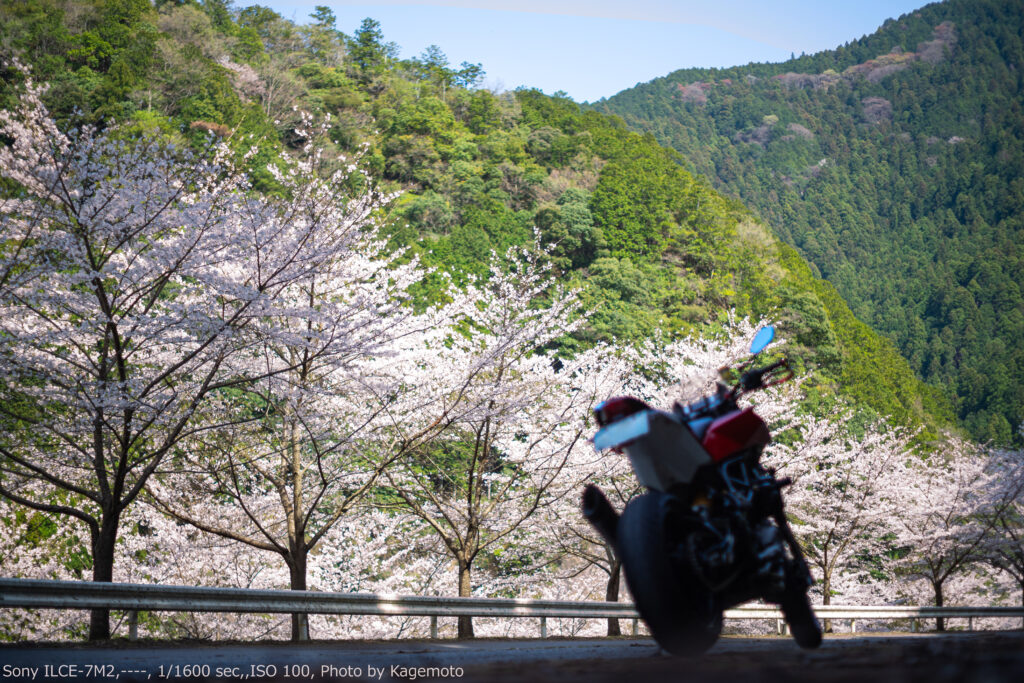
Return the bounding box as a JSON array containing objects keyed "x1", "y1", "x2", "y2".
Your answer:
[{"x1": 701, "y1": 408, "x2": 771, "y2": 462}]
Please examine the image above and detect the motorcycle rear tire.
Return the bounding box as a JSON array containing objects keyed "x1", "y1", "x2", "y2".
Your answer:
[{"x1": 618, "y1": 491, "x2": 722, "y2": 656}]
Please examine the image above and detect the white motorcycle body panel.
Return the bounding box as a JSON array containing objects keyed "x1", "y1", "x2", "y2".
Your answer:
[{"x1": 593, "y1": 410, "x2": 710, "y2": 491}]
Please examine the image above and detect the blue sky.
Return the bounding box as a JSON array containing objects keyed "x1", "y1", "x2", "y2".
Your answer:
[{"x1": 260, "y1": 1, "x2": 936, "y2": 102}]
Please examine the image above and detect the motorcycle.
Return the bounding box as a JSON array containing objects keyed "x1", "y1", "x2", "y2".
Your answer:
[{"x1": 582, "y1": 326, "x2": 822, "y2": 655}]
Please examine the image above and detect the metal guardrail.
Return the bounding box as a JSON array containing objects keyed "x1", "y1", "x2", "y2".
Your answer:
[
  {"x1": 724, "y1": 603, "x2": 1024, "y2": 635},
  {"x1": 0, "y1": 578, "x2": 634, "y2": 618},
  {"x1": 2, "y1": 578, "x2": 1023, "y2": 639},
  {"x1": 724, "y1": 604, "x2": 1024, "y2": 619}
]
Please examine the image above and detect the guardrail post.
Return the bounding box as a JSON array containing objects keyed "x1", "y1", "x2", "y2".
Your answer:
[
  {"x1": 911, "y1": 618, "x2": 918, "y2": 633},
  {"x1": 851, "y1": 619, "x2": 856, "y2": 634},
  {"x1": 632, "y1": 618, "x2": 638, "y2": 636},
  {"x1": 540, "y1": 616, "x2": 547, "y2": 638},
  {"x1": 968, "y1": 617, "x2": 973, "y2": 631},
  {"x1": 776, "y1": 618, "x2": 783, "y2": 636},
  {"x1": 430, "y1": 615, "x2": 438, "y2": 639},
  {"x1": 128, "y1": 610, "x2": 138, "y2": 642}
]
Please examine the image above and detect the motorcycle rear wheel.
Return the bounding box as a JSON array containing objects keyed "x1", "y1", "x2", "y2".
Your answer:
[{"x1": 618, "y1": 491, "x2": 722, "y2": 656}]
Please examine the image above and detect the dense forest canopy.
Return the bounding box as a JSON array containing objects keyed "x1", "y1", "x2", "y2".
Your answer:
[{"x1": 598, "y1": 0, "x2": 1023, "y2": 445}]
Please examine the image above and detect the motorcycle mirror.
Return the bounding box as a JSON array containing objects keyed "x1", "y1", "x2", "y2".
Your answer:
[{"x1": 749, "y1": 326, "x2": 775, "y2": 355}]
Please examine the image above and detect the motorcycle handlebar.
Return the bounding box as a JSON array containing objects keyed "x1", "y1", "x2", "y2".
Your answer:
[{"x1": 739, "y1": 358, "x2": 791, "y2": 392}]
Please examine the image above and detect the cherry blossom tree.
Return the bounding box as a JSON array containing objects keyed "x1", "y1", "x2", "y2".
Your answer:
[
  {"x1": 0, "y1": 493, "x2": 293, "y2": 641},
  {"x1": 979, "y1": 447, "x2": 1024, "y2": 620},
  {"x1": 887, "y1": 437, "x2": 995, "y2": 630},
  {"x1": 309, "y1": 508, "x2": 453, "y2": 639},
  {"x1": 763, "y1": 412, "x2": 911, "y2": 628},
  {"x1": 525, "y1": 346, "x2": 645, "y2": 635},
  {"x1": 541, "y1": 468, "x2": 637, "y2": 635},
  {"x1": 0, "y1": 73, "x2": 388, "y2": 639},
  {"x1": 142, "y1": 118, "x2": 467, "y2": 640},
  {"x1": 648, "y1": 318, "x2": 770, "y2": 403},
  {"x1": 116, "y1": 501, "x2": 292, "y2": 640},
  {"x1": 0, "y1": 494, "x2": 95, "y2": 640},
  {"x1": 382, "y1": 246, "x2": 612, "y2": 638}
]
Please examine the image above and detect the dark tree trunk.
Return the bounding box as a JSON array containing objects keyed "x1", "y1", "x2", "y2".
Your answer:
[
  {"x1": 287, "y1": 550, "x2": 310, "y2": 642},
  {"x1": 935, "y1": 582, "x2": 945, "y2": 632},
  {"x1": 88, "y1": 513, "x2": 120, "y2": 641},
  {"x1": 822, "y1": 572, "x2": 832, "y2": 633},
  {"x1": 457, "y1": 560, "x2": 473, "y2": 639},
  {"x1": 606, "y1": 561, "x2": 621, "y2": 636}
]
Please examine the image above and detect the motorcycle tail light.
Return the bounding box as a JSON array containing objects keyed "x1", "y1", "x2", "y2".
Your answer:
[
  {"x1": 593, "y1": 396, "x2": 650, "y2": 427},
  {"x1": 702, "y1": 408, "x2": 771, "y2": 461}
]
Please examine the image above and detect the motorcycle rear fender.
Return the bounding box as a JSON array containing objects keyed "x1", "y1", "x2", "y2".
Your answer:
[{"x1": 594, "y1": 410, "x2": 711, "y2": 491}]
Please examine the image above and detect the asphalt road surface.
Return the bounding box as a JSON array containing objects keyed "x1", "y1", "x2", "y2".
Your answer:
[{"x1": 2, "y1": 632, "x2": 1023, "y2": 683}]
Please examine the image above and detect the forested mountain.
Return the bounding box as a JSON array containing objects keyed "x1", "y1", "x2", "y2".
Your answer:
[
  {"x1": 0, "y1": 0, "x2": 952, "y2": 433},
  {"x1": 597, "y1": 0, "x2": 1023, "y2": 444}
]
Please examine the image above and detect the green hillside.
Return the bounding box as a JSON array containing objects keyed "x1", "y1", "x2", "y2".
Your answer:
[
  {"x1": 597, "y1": 0, "x2": 1023, "y2": 444},
  {"x1": 0, "y1": 0, "x2": 951, "y2": 433}
]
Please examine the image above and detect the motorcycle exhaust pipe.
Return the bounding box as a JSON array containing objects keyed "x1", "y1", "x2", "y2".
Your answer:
[{"x1": 582, "y1": 484, "x2": 619, "y2": 548}]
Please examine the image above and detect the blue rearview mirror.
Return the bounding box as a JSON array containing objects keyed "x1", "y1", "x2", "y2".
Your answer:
[{"x1": 750, "y1": 326, "x2": 775, "y2": 355}]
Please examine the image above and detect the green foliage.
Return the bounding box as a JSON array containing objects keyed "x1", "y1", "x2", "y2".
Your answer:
[
  {"x1": 535, "y1": 188, "x2": 603, "y2": 271},
  {"x1": 348, "y1": 17, "x2": 396, "y2": 84},
  {"x1": 0, "y1": 0, "x2": 158, "y2": 122},
  {"x1": 777, "y1": 245, "x2": 952, "y2": 436}
]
